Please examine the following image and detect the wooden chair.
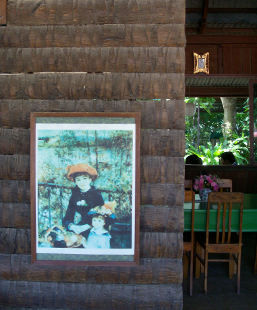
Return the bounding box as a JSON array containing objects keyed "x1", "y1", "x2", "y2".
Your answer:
[
  {"x1": 195, "y1": 192, "x2": 244, "y2": 294},
  {"x1": 183, "y1": 190, "x2": 195, "y2": 296},
  {"x1": 219, "y1": 179, "x2": 233, "y2": 192},
  {"x1": 184, "y1": 179, "x2": 193, "y2": 190}
]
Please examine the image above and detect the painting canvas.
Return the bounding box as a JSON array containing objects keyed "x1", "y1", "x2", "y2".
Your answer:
[{"x1": 30, "y1": 112, "x2": 140, "y2": 265}]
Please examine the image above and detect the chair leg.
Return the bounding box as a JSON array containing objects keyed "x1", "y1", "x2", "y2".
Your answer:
[
  {"x1": 204, "y1": 250, "x2": 208, "y2": 294},
  {"x1": 183, "y1": 252, "x2": 189, "y2": 279},
  {"x1": 195, "y1": 242, "x2": 201, "y2": 278},
  {"x1": 189, "y1": 250, "x2": 193, "y2": 296},
  {"x1": 229, "y1": 254, "x2": 235, "y2": 279},
  {"x1": 237, "y1": 252, "x2": 241, "y2": 295}
]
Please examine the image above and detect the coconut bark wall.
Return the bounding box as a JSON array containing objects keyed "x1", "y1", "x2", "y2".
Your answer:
[{"x1": 0, "y1": 0, "x2": 185, "y2": 308}]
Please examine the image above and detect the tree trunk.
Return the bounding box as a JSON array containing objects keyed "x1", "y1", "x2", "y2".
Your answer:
[{"x1": 220, "y1": 97, "x2": 237, "y2": 138}]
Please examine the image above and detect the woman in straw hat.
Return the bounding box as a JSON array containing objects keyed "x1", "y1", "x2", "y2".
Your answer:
[{"x1": 62, "y1": 163, "x2": 104, "y2": 238}]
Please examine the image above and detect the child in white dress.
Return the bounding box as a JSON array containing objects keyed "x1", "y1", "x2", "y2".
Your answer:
[{"x1": 86, "y1": 214, "x2": 111, "y2": 249}]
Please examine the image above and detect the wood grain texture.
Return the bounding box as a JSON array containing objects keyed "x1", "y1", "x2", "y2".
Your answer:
[
  {"x1": 0, "y1": 73, "x2": 184, "y2": 100},
  {"x1": 141, "y1": 129, "x2": 185, "y2": 156},
  {"x1": 0, "y1": 180, "x2": 30, "y2": 203},
  {"x1": 0, "y1": 228, "x2": 31, "y2": 254},
  {"x1": 0, "y1": 280, "x2": 183, "y2": 309},
  {"x1": 0, "y1": 203, "x2": 30, "y2": 228},
  {"x1": 141, "y1": 183, "x2": 184, "y2": 206},
  {"x1": 0, "y1": 99, "x2": 185, "y2": 130},
  {"x1": 0, "y1": 47, "x2": 185, "y2": 73},
  {"x1": 0, "y1": 155, "x2": 184, "y2": 184},
  {"x1": 0, "y1": 180, "x2": 184, "y2": 206},
  {"x1": 0, "y1": 128, "x2": 185, "y2": 156},
  {"x1": 141, "y1": 156, "x2": 184, "y2": 184},
  {"x1": 141, "y1": 205, "x2": 183, "y2": 233},
  {"x1": 0, "y1": 254, "x2": 182, "y2": 284},
  {"x1": 0, "y1": 203, "x2": 183, "y2": 232},
  {"x1": 0, "y1": 0, "x2": 6, "y2": 25},
  {"x1": 0, "y1": 24, "x2": 186, "y2": 48},
  {"x1": 0, "y1": 155, "x2": 29, "y2": 180},
  {"x1": 0, "y1": 128, "x2": 29, "y2": 154},
  {"x1": 0, "y1": 228, "x2": 182, "y2": 258},
  {"x1": 7, "y1": 0, "x2": 185, "y2": 25}
]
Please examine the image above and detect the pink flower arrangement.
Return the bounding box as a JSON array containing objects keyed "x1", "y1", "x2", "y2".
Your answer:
[{"x1": 193, "y1": 174, "x2": 219, "y2": 192}]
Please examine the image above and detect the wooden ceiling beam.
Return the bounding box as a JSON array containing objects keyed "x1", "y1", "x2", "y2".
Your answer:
[
  {"x1": 185, "y1": 86, "x2": 248, "y2": 97},
  {"x1": 186, "y1": 34, "x2": 257, "y2": 44},
  {"x1": 187, "y1": 8, "x2": 257, "y2": 13}
]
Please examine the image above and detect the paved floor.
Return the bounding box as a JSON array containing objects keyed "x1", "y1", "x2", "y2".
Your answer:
[{"x1": 183, "y1": 233, "x2": 257, "y2": 310}]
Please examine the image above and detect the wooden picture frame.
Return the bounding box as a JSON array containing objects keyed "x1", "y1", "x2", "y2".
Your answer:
[
  {"x1": 30, "y1": 112, "x2": 140, "y2": 266},
  {"x1": 193, "y1": 52, "x2": 209, "y2": 74}
]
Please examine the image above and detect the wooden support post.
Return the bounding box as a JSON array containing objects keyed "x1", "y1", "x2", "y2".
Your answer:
[{"x1": 0, "y1": 0, "x2": 6, "y2": 25}]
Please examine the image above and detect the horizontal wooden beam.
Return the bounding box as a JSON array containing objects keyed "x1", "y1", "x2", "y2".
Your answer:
[
  {"x1": 0, "y1": 280, "x2": 182, "y2": 309},
  {"x1": 7, "y1": 0, "x2": 184, "y2": 25},
  {"x1": 0, "y1": 99, "x2": 185, "y2": 130},
  {"x1": 0, "y1": 25, "x2": 185, "y2": 48},
  {"x1": 185, "y1": 86, "x2": 248, "y2": 97},
  {"x1": 186, "y1": 34, "x2": 257, "y2": 44},
  {"x1": 0, "y1": 47, "x2": 185, "y2": 74},
  {"x1": 187, "y1": 8, "x2": 257, "y2": 14},
  {"x1": 0, "y1": 73, "x2": 184, "y2": 100},
  {"x1": 0, "y1": 254, "x2": 182, "y2": 284}
]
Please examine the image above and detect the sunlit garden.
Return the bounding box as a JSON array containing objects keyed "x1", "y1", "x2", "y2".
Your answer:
[{"x1": 185, "y1": 97, "x2": 250, "y2": 165}]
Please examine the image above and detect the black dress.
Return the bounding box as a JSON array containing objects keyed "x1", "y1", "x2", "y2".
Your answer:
[{"x1": 62, "y1": 185, "x2": 104, "y2": 237}]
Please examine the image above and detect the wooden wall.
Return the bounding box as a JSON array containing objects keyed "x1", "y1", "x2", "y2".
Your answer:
[
  {"x1": 0, "y1": 0, "x2": 186, "y2": 308},
  {"x1": 186, "y1": 34, "x2": 257, "y2": 75}
]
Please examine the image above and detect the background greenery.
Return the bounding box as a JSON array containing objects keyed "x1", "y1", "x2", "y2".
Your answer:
[{"x1": 185, "y1": 97, "x2": 250, "y2": 165}]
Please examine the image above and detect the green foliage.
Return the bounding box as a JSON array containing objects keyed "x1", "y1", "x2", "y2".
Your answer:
[
  {"x1": 185, "y1": 97, "x2": 250, "y2": 165},
  {"x1": 186, "y1": 137, "x2": 249, "y2": 165},
  {"x1": 185, "y1": 97, "x2": 216, "y2": 114}
]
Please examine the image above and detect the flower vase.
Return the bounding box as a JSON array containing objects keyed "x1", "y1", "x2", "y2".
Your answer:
[{"x1": 199, "y1": 188, "x2": 212, "y2": 202}]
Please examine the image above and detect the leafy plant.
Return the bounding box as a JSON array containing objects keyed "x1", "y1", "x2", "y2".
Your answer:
[{"x1": 185, "y1": 97, "x2": 250, "y2": 165}]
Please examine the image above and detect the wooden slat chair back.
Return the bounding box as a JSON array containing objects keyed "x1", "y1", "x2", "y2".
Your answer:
[
  {"x1": 196, "y1": 192, "x2": 244, "y2": 295},
  {"x1": 219, "y1": 179, "x2": 233, "y2": 192},
  {"x1": 183, "y1": 189, "x2": 195, "y2": 296}
]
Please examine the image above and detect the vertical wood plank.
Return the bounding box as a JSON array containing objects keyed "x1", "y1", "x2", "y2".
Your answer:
[{"x1": 0, "y1": 0, "x2": 6, "y2": 25}]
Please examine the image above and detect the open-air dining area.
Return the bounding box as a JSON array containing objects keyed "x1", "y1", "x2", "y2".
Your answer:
[
  {"x1": 183, "y1": 162, "x2": 257, "y2": 308},
  {"x1": 1, "y1": 0, "x2": 257, "y2": 309}
]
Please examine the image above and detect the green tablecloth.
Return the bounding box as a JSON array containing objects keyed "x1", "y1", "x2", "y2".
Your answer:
[{"x1": 184, "y1": 194, "x2": 257, "y2": 232}]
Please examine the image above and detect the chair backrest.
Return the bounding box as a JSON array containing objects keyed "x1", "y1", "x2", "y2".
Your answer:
[
  {"x1": 184, "y1": 190, "x2": 195, "y2": 239},
  {"x1": 219, "y1": 179, "x2": 232, "y2": 192},
  {"x1": 185, "y1": 179, "x2": 193, "y2": 190},
  {"x1": 206, "y1": 192, "x2": 244, "y2": 245}
]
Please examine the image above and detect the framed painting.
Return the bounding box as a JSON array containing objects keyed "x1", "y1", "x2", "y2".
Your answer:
[
  {"x1": 30, "y1": 112, "x2": 140, "y2": 266},
  {"x1": 193, "y1": 52, "x2": 209, "y2": 74}
]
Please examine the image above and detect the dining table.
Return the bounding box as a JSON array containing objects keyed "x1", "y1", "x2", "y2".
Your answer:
[{"x1": 184, "y1": 193, "x2": 257, "y2": 232}]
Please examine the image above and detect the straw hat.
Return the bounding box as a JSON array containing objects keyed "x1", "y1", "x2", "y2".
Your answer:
[{"x1": 66, "y1": 163, "x2": 98, "y2": 181}]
